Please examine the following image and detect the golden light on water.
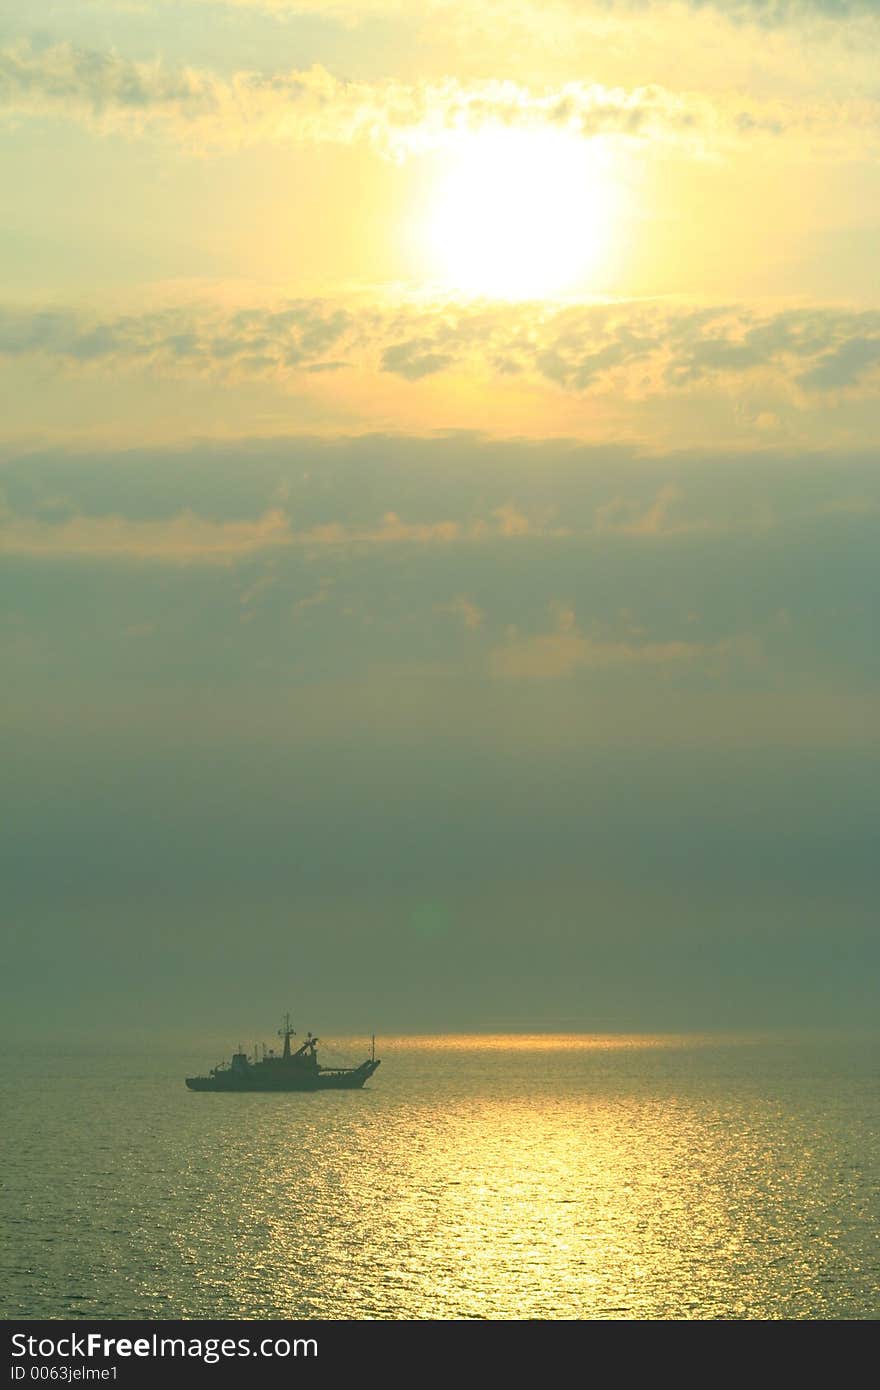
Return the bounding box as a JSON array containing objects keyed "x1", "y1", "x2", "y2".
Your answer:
[
  {"x1": 162, "y1": 1035, "x2": 868, "y2": 1319},
  {"x1": 422, "y1": 129, "x2": 617, "y2": 299},
  {"x1": 391, "y1": 1032, "x2": 725, "y2": 1051},
  {"x1": 9, "y1": 1037, "x2": 875, "y2": 1319}
]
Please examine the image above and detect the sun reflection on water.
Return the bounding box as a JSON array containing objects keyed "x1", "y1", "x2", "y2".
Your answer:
[{"x1": 393, "y1": 1031, "x2": 733, "y2": 1051}]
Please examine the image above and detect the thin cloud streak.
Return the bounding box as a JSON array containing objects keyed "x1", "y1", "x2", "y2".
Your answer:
[
  {"x1": 2, "y1": 298, "x2": 879, "y2": 401},
  {"x1": 2, "y1": 40, "x2": 878, "y2": 157}
]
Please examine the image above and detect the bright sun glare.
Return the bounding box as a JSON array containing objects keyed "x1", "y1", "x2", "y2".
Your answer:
[{"x1": 424, "y1": 128, "x2": 616, "y2": 300}]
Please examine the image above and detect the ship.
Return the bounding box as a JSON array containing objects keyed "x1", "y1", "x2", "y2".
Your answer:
[{"x1": 185, "y1": 1015, "x2": 381, "y2": 1092}]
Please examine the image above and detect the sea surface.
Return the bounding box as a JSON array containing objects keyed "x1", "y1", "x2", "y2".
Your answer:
[{"x1": 2, "y1": 1034, "x2": 878, "y2": 1320}]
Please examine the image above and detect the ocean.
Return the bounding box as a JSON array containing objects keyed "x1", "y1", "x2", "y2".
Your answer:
[{"x1": 2, "y1": 1034, "x2": 877, "y2": 1320}]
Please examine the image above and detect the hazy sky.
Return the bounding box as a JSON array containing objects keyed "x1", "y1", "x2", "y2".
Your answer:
[{"x1": 2, "y1": 0, "x2": 878, "y2": 1041}]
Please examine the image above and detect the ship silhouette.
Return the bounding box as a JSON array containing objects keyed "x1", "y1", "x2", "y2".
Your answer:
[{"x1": 185, "y1": 1014, "x2": 380, "y2": 1092}]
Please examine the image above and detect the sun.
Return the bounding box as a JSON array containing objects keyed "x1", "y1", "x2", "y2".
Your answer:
[{"x1": 422, "y1": 127, "x2": 617, "y2": 300}]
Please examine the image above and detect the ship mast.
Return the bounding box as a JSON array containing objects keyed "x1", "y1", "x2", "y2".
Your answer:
[{"x1": 279, "y1": 1011, "x2": 295, "y2": 1059}]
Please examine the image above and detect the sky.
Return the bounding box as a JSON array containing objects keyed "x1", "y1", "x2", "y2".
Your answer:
[{"x1": 2, "y1": 0, "x2": 878, "y2": 1043}]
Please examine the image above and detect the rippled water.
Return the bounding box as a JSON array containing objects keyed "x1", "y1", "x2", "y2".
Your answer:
[{"x1": 2, "y1": 1034, "x2": 877, "y2": 1319}]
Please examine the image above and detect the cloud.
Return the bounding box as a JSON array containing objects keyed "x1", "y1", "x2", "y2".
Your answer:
[
  {"x1": 3, "y1": 296, "x2": 879, "y2": 405},
  {"x1": 381, "y1": 340, "x2": 455, "y2": 380},
  {"x1": 488, "y1": 605, "x2": 742, "y2": 680},
  {"x1": 593, "y1": 484, "x2": 704, "y2": 536},
  {"x1": 2, "y1": 39, "x2": 877, "y2": 157},
  {"x1": 302, "y1": 512, "x2": 465, "y2": 544},
  {"x1": 0, "y1": 508, "x2": 292, "y2": 561},
  {"x1": 188, "y1": 0, "x2": 880, "y2": 20},
  {"x1": 434, "y1": 595, "x2": 484, "y2": 630},
  {"x1": 603, "y1": 0, "x2": 879, "y2": 17},
  {"x1": 0, "y1": 42, "x2": 701, "y2": 153},
  {"x1": 0, "y1": 491, "x2": 555, "y2": 563},
  {"x1": 0, "y1": 507, "x2": 468, "y2": 560},
  {"x1": 493, "y1": 504, "x2": 533, "y2": 537},
  {"x1": 797, "y1": 337, "x2": 880, "y2": 391},
  {"x1": 0, "y1": 298, "x2": 354, "y2": 379},
  {"x1": 2, "y1": 435, "x2": 878, "y2": 760}
]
